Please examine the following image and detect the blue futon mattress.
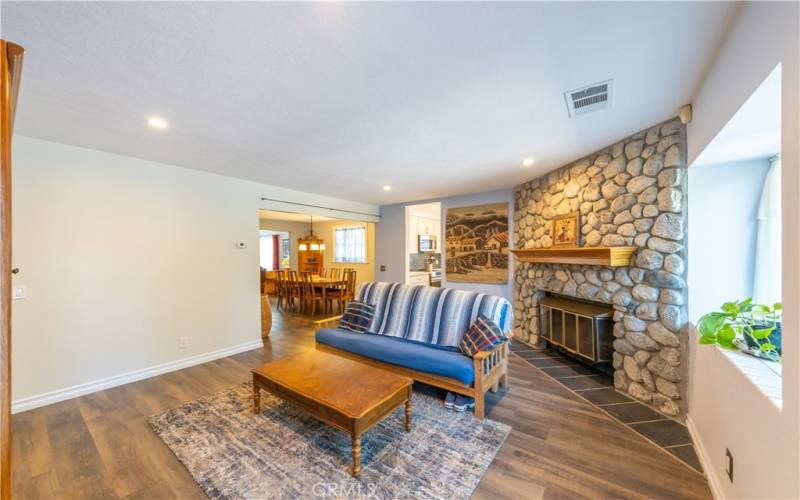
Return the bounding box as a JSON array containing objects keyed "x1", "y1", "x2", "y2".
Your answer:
[{"x1": 315, "y1": 328, "x2": 475, "y2": 385}]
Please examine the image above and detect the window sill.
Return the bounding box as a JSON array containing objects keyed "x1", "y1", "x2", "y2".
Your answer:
[{"x1": 717, "y1": 346, "x2": 783, "y2": 409}]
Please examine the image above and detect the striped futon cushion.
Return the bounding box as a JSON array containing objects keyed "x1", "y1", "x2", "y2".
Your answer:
[
  {"x1": 356, "y1": 282, "x2": 512, "y2": 349},
  {"x1": 338, "y1": 301, "x2": 376, "y2": 333}
]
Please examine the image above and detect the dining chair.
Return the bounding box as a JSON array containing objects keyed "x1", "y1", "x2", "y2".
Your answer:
[
  {"x1": 274, "y1": 270, "x2": 283, "y2": 309},
  {"x1": 260, "y1": 267, "x2": 268, "y2": 295},
  {"x1": 325, "y1": 279, "x2": 349, "y2": 314},
  {"x1": 297, "y1": 272, "x2": 308, "y2": 314},
  {"x1": 318, "y1": 267, "x2": 326, "y2": 278},
  {"x1": 300, "y1": 272, "x2": 322, "y2": 315},
  {"x1": 287, "y1": 270, "x2": 299, "y2": 311},
  {"x1": 276, "y1": 270, "x2": 290, "y2": 310},
  {"x1": 342, "y1": 269, "x2": 357, "y2": 307},
  {"x1": 329, "y1": 268, "x2": 340, "y2": 280}
]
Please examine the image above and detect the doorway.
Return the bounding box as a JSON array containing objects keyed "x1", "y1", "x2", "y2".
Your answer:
[
  {"x1": 257, "y1": 209, "x2": 376, "y2": 320},
  {"x1": 404, "y1": 202, "x2": 442, "y2": 287}
]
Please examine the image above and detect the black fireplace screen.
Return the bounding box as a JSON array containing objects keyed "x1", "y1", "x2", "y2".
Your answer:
[{"x1": 538, "y1": 295, "x2": 614, "y2": 363}]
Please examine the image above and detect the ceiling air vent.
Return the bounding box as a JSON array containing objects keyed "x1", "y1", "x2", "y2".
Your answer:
[{"x1": 564, "y1": 80, "x2": 613, "y2": 117}]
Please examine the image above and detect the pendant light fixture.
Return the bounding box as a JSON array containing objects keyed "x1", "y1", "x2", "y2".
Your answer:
[{"x1": 297, "y1": 215, "x2": 325, "y2": 253}]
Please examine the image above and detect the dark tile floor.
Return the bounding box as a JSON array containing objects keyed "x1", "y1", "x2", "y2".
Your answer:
[{"x1": 510, "y1": 340, "x2": 703, "y2": 474}]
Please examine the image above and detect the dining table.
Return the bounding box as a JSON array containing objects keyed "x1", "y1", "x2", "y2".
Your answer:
[{"x1": 310, "y1": 276, "x2": 341, "y2": 314}]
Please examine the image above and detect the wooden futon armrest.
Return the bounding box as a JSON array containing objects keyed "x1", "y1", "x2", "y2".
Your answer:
[{"x1": 313, "y1": 315, "x2": 343, "y2": 327}]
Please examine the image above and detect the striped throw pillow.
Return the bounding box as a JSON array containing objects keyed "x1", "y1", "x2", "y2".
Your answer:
[
  {"x1": 339, "y1": 301, "x2": 376, "y2": 333},
  {"x1": 459, "y1": 315, "x2": 506, "y2": 357}
]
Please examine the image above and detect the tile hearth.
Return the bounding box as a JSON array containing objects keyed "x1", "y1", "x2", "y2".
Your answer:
[{"x1": 510, "y1": 341, "x2": 702, "y2": 473}]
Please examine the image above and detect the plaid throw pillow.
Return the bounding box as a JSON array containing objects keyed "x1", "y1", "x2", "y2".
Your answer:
[
  {"x1": 339, "y1": 301, "x2": 376, "y2": 333},
  {"x1": 459, "y1": 315, "x2": 506, "y2": 357}
]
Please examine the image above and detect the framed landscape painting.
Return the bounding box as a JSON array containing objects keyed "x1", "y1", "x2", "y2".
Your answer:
[{"x1": 445, "y1": 202, "x2": 509, "y2": 284}]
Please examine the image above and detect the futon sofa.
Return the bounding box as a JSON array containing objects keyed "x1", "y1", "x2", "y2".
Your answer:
[{"x1": 315, "y1": 282, "x2": 512, "y2": 418}]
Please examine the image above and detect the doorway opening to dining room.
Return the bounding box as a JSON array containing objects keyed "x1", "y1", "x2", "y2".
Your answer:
[{"x1": 258, "y1": 209, "x2": 376, "y2": 321}]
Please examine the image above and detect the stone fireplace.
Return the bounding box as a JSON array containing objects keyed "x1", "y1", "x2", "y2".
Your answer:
[{"x1": 512, "y1": 118, "x2": 688, "y2": 418}]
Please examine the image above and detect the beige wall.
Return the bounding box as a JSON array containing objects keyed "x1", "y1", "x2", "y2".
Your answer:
[
  {"x1": 10, "y1": 136, "x2": 377, "y2": 410},
  {"x1": 314, "y1": 219, "x2": 375, "y2": 287}
]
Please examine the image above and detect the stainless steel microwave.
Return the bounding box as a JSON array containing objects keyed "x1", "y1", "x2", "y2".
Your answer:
[{"x1": 418, "y1": 235, "x2": 437, "y2": 252}]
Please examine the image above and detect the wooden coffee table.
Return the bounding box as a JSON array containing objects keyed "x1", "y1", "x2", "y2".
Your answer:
[{"x1": 251, "y1": 349, "x2": 414, "y2": 477}]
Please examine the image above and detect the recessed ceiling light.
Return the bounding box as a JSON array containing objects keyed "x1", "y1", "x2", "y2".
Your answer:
[
  {"x1": 147, "y1": 116, "x2": 168, "y2": 130},
  {"x1": 522, "y1": 157, "x2": 535, "y2": 167},
  {"x1": 382, "y1": 185, "x2": 392, "y2": 192}
]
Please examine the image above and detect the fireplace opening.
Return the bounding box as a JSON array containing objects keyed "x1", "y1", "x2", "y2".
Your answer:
[{"x1": 538, "y1": 293, "x2": 614, "y2": 375}]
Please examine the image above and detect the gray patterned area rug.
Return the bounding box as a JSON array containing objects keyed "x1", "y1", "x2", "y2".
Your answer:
[{"x1": 150, "y1": 383, "x2": 510, "y2": 499}]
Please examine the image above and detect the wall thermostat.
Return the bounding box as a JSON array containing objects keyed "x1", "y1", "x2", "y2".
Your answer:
[{"x1": 235, "y1": 242, "x2": 247, "y2": 249}]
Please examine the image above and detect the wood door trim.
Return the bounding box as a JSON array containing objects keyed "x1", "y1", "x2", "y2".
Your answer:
[{"x1": 1, "y1": 39, "x2": 23, "y2": 500}]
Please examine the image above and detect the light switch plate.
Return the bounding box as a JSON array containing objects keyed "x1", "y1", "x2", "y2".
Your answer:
[{"x1": 12, "y1": 286, "x2": 26, "y2": 300}]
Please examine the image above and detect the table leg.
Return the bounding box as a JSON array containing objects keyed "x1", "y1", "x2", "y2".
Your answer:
[
  {"x1": 351, "y1": 433, "x2": 362, "y2": 477},
  {"x1": 253, "y1": 381, "x2": 261, "y2": 414},
  {"x1": 405, "y1": 391, "x2": 413, "y2": 432}
]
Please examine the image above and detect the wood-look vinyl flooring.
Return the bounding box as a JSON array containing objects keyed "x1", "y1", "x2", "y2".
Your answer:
[{"x1": 11, "y1": 303, "x2": 711, "y2": 499}]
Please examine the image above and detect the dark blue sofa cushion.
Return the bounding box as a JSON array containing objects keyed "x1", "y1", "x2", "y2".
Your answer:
[{"x1": 316, "y1": 328, "x2": 475, "y2": 385}]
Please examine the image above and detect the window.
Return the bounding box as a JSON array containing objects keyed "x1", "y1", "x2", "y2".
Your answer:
[{"x1": 334, "y1": 226, "x2": 367, "y2": 263}]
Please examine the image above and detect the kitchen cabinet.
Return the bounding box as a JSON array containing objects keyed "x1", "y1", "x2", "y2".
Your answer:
[{"x1": 407, "y1": 214, "x2": 441, "y2": 254}]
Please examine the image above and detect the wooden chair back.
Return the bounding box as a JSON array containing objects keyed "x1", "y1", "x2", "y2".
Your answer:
[
  {"x1": 343, "y1": 269, "x2": 357, "y2": 298},
  {"x1": 274, "y1": 269, "x2": 284, "y2": 292},
  {"x1": 260, "y1": 267, "x2": 267, "y2": 294},
  {"x1": 286, "y1": 271, "x2": 298, "y2": 294},
  {"x1": 300, "y1": 271, "x2": 316, "y2": 299},
  {"x1": 329, "y1": 268, "x2": 340, "y2": 280}
]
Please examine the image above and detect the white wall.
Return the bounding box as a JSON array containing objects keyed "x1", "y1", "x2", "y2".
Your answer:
[
  {"x1": 686, "y1": 2, "x2": 799, "y2": 498},
  {"x1": 10, "y1": 136, "x2": 377, "y2": 410},
  {"x1": 687, "y1": 158, "x2": 770, "y2": 321},
  {"x1": 375, "y1": 189, "x2": 513, "y2": 301}
]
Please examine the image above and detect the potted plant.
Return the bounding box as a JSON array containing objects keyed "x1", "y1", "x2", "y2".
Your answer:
[{"x1": 697, "y1": 298, "x2": 782, "y2": 361}]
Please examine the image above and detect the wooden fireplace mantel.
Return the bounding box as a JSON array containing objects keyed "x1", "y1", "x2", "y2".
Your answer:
[{"x1": 511, "y1": 246, "x2": 636, "y2": 267}]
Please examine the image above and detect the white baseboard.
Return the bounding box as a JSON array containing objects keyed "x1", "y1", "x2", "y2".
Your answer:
[
  {"x1": 686, "y1": 415, "x2": 725, "y2": 499},
  {"x1": 11, "y1": 339, "x2": 264, "y2": 414}
]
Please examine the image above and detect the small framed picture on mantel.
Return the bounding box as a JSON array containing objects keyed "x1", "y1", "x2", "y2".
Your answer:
[{"x1": 552, "y1": 212, "x2": 580, "y2": 248}]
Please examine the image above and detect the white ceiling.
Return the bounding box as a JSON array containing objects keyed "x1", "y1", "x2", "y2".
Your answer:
[
  {"x1": 693, "y1": 64, "x2": 781, "y2": 167},
  {"x1": 259, "y1": 210, "x2": 336, "y2": 223},
  {"x1": 3, "y1": 1, "x2": 737, "y2": 205}
]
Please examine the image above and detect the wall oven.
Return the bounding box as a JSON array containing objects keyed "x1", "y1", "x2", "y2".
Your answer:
[{"x1": 418, "y1": 235, "x2": 437, "y2": 253}]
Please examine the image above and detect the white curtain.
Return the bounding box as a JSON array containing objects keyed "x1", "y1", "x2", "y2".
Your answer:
[
  {"x1": 335, "y1": 226, "x2": 367, "y2": 263},
  {"x1": 753, "y1": 155, "x2": 782, "y2": 306}
]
